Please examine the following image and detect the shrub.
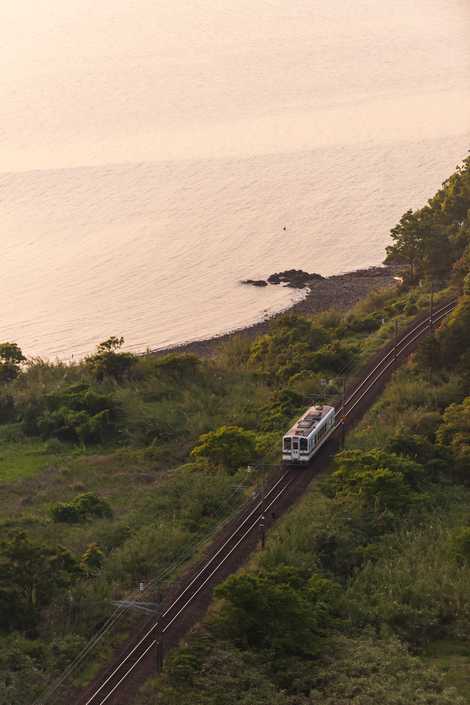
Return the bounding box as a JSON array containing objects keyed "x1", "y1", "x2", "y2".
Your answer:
[
  {"x1": 214, "y1": 567, "x2": 341, "y2": 655},
  {"x1": 346, "y1": 313, "x2": 383, "y2": 334},
  {"x1": 85, "y1": 336, "x2": 136, "y2": 382},
  {"x1": 191, "y1": 426, "x2": 257, "y2": 472},
  {"x1": 152, "y1": 353, "x2": 200, "y2": 380},
  {"x1": 80, "y1": 543, "x2": 105, "y2": 575},
  {"x1": 50, "y1": 493, "x2": 113, "y2": 524},
  {"x1": 0, "y1": 342, "x2": 26, "y2": 383},
  {"x1": 0, "y1": 394, "x2": 15, "y2": 424},
  {"x1": 21, "y1": 384, "x2": 119, "y2": 444},
  {"x1": 0, "y1": 531, "x2": 81, "y2": 632}
]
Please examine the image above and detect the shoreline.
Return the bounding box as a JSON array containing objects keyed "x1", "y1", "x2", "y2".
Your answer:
[{"x1": 151, "y1": 265, "x2": 401, "y2": 358}]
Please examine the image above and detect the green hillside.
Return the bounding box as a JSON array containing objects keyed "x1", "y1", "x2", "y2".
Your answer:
[{"x1": 1, "y1": 155, "x2": 469, "y2": 703}]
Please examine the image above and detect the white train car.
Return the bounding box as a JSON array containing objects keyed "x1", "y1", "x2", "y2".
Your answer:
[{"x1": 282, "y1": 404, "x2": 336, "y2": 464}]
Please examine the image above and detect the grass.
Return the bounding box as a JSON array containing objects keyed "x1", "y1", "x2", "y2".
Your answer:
[
  {"x1": 423, "y1": 639, "x2": 470, "y2": 703},
  {"x1": 0, "y1": 277, "x2": 463, "y2": 702},
  {"x1": 0, "y1": 438, "x2": 59, "y2": 484}
]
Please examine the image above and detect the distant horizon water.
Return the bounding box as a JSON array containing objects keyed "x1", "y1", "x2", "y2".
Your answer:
[{"x1": 1, "y1": 0, "x2": 469, "y2": 359}]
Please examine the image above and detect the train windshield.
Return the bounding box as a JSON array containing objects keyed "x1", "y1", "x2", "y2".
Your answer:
[{"x1": 283, "y1": 437, "x2": 292, "y2": 451}]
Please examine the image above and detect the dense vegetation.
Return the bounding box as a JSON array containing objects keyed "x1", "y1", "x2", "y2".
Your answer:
[
  {"x1": 132, "y1": 155, "x2": 470, "y2": 705},
  {"x1": 0, "y1": 155, "x2": 469, "y2": 703}
]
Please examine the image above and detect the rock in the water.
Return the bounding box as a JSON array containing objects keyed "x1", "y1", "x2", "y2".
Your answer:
[
  {"x1": 241, "y1": 279, "x2": 269, "y2": 287},
  {"x1": 267, "y1": 269, "x2": 324, "y2": 288}
]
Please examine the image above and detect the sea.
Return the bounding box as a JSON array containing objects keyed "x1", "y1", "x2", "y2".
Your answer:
[{"x1": 1, "y1": 0, "x2": 469, "y2": 359}]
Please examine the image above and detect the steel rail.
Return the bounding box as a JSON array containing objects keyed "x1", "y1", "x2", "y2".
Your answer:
[
  {"x1": 335, "y1": 299, "x2": 456, "y2": 418},
  {"x1": 91, "y1": 476, "x2": 297, "y2": 705},
  {"x1": 97, "y1": 640, "x2": 156, "y2": 705},
  {"x1": 78, "y1": 297, "x2": 457, "y2": 705},
  {"x1": 82, "y1": 470, "x2": 291, "y2": 705},
  {"x1": 338, "y1": 300, "x2": 456, "y2": 423},
  {"x1": 161, "y1": 476, "x2": 296, "y2": 634}
]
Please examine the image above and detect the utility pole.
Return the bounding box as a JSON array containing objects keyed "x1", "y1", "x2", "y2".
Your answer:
[
  {"x1": 394, "y1": 319, "x2": 399, "y2": 364},
  {"x1": 340, "y1": 377, "x2": 346, "y2": 449},
  {"x1": 156, "y1": 639, "x2": 164, "y2": 673},
  {"x1": 258, "y1": 469, "x2": 267, "y2": 549},
  {"x1": 259, "y1": 514, "x2": 266, "y2": 549},
  {"x1": 429, "y1": 280, "x2": 434, "y2": 328}
]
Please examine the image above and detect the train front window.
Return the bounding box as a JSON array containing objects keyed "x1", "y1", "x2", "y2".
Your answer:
[
  {"x1": 293, "y1": 439, "x2": 299, "y2": 450},
  {"x1": 283, "y1": 438, "x2": 291, "y2": 451},
  {"x1": 299, "y1": 438, "x2": 308, "y2": 452}
]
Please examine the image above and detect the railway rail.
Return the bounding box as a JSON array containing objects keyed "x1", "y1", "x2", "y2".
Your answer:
[{"x1": 64, "y1": 297, "x2": 456, "y2": 705}]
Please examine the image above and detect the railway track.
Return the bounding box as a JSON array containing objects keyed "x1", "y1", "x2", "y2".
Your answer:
[{"x1": 67, "y1": 298, "x2": 456, "y2": 705}]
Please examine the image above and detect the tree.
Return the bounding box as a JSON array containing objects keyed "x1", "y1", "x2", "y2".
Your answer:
[
  {"x1": 436, "y1": 397, "x2": 470, "y2": 479},
  {"x1": 326, "y1": 449, "x2": 424, "y2": 516},
  {"x1": 28, "y1": 384, "x2": 119, "y2": 444},
  {"x1": 385, "y1": 207, "x2": 452, "y2": 280},
  {"x1": 385, "y1": 209, "x2": 425, "y2": 278},
  {"x1": 333, "y1": 449, "x2": 424, "y2": 487},
  {"x1": 215, "y1": 567, "x2": 340, "y2": 655},
  {"x1": 85, "y1": 336, "x2": 136, "y2": 382},
  {"x1": 413, "y1": 335, "x2": 442, "y2": 371},
  {"x1": 438, "y1": 295, "x2": 470, "y2": 367},
  {"x1": 191, "y1": 426, "x2": 256, "y2": 472},
  {"x1": 80, "y1": 543, "x2": 105, "y2": 575},
  {"x1": 153, "y1": 353, "x2": 200, "y2": 380},
  {"x1": 0, "y1": 394, "x2": 15, "y2": 424},
  {"x1": 0, "y1": 342, "x2": 26, "y2": 383},
  {"x1": 450, "y1": 527, "x2": 470, "y2": 565},
  {"x1": 0, "y1": 532, "x2": 80, "y2": 632},
  {"x1": 50, "y1": 492, "x2": 113, "y2": 524}
]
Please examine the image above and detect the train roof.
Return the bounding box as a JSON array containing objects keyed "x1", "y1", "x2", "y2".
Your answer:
[{"x1": 285, "y1": 404, "x2": 334, "y2": 437}]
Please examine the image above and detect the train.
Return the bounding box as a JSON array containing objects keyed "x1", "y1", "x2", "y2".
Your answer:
[{"x1": 282, "y1": 403, "x2": 336, "y2": 464}]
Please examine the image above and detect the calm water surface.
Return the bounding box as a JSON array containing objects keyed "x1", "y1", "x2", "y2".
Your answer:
[{"x1": 1, "y1": 0, "x2": 469, "y2": 358}]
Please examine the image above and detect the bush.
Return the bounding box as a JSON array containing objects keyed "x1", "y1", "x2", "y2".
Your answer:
[
  {"x1": 50, "y1": 493, "x2": 113, "y2": 524},
  {"x1": 308, "y1": 634, "x2": 464, "y2": 705},
  {"x1": 21, "y1": 384, "x2": 119, "y2": 444},
  {"x1": 214, "y1": 567, "x2": 341, "y2": 655},
  {"x1": 191, "y1": 426, "x2": 257, "y2": 472},
  {"x1": 152, "y1": 353, "x2": 200, "y2": 380},
  {"x1": 0, "y1": 394, "x2": 15, "y2": 424},
  {"x1": 346, "y1": 312, "x2": 383, "y2": 334},
  {"x1": 85, "y1": 336, "x2": 136, "y2": 382}
]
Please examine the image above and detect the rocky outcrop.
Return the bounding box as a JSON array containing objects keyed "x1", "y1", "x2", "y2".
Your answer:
[
  {"x1": 242, "y1": 269, "x2": 324, "y2": 289},
  {"x1": 267, "y1": 269, "x2": 324, "y2": 288},
  {"x1": 241, "y1": 279, "x2": 269, "y2": 287}
]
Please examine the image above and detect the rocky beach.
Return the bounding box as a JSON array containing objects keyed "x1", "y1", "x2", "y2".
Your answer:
[{"x1": 153, "y1": 265, "x2": 400, "y2": 358}]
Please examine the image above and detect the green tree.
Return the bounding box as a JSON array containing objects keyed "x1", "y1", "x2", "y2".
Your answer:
[
  {"x1": 51, "y1": 492, "x2": 113, "y2": 524},
  {"x1": 191, "y1": 426, "x2": 256, "y2": 472},
  {"x1": 385, "y1": 207, "x2": 452, "y2": 280},
  {"x1": 436, "y1": 397, "x2": 470, "y2": 478},
  {"x1": 438, "y1": 295, "x2": 470, "y2": 367},
  {"x1": 0, "y1": 342, "x2": 26, "y2": 383},
  {"x1": 0, "y1": 394, "x2": 15, "y2": 424},
  {"x1": 333, "y1": 449, "x2": 424, "y2": 488},
  {"x1": 327, "y1": 449, "x2": 424, "y2": 516},
  {"x1": 215, "y1": 568, "x2": 340, "y2": 655},
  {"x1": 153, "y1": 353, "x2": 200, "y2": 380},
  {"x1": 80, "y1": 543, "x2": 105, "y2": 575},
  {"x1": 85, "y1": 336, "x2": 136, "y2": 382},
  {"x1": 385, "y1": 209, "x2": 425, "y2": 278},
  {"x1": 450, "y1": 527, "x2": 470, "y2": 565},
  {"x1": 0, "y1": 532, "x2": 81, "y2": 632}
]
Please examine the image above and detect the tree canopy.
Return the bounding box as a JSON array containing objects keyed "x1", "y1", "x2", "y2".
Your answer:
[{"x1": 191, "y1": 426, "x2": 256, "y2": 472}]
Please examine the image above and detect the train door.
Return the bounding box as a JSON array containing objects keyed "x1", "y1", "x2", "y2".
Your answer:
[{"x1": 292, "y1": 437, "x2": 300, "y2": 461}]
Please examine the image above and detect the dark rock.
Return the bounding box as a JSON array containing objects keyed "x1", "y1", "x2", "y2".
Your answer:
[
  {"x1": 267, "y1": 269, "x2": 324, "y2": 288},
  {"x1": 241, "y1": 279, "x2": 269, "y2": 287}
]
